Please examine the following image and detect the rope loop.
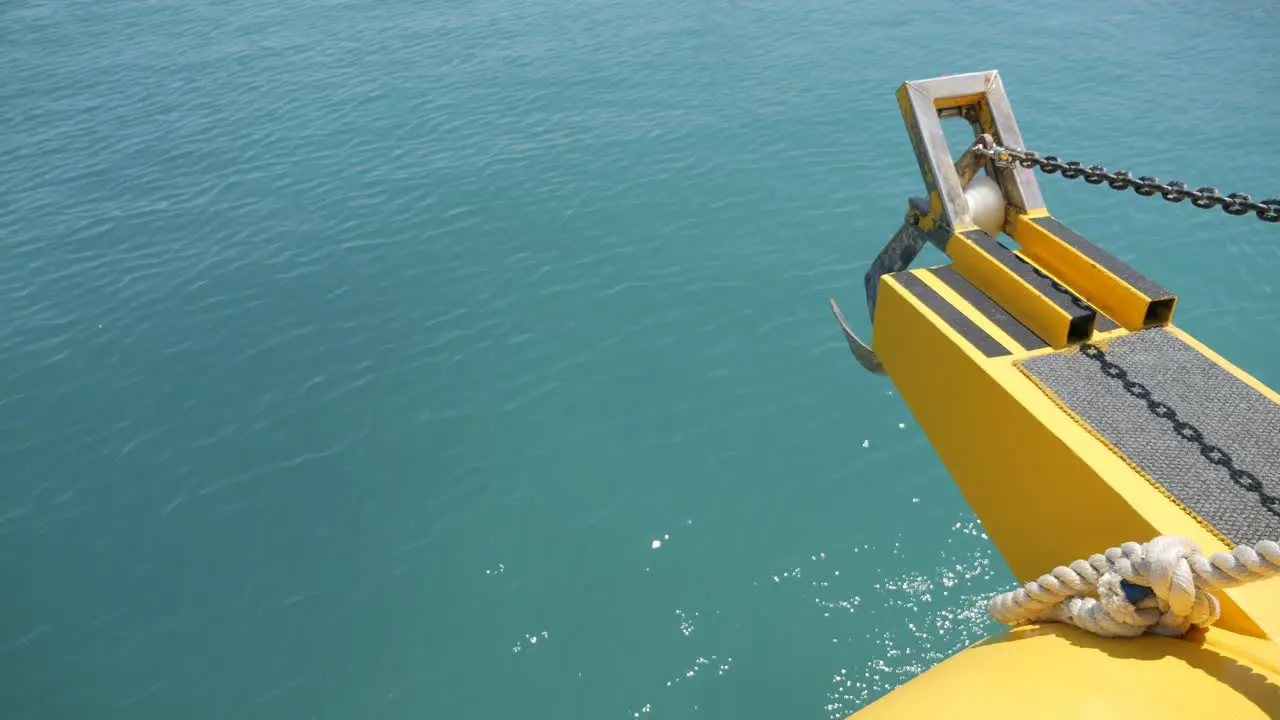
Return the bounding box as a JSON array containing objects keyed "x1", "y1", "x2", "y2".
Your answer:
[{"x1": 990, "y1": 535, "x2": 1280, "y2": 637}]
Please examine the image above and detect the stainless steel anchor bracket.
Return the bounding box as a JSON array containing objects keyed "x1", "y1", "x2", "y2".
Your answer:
[{"x1": 830, "y1": 70, "x2": 1046, "y2": 374}]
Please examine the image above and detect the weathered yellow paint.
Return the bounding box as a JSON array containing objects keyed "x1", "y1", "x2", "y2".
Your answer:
[
  {"x1": 975, "y1": 97, "x2": 995, "y2": 137},
  {"x1": 895, "y1": 84, "x2": 913, "y2": 122},
  {"x1": 932, "y1": 92, "x2": 984, "y2": 110}
]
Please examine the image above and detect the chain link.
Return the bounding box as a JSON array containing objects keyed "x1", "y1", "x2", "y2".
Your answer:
[
  {"x1": 975, "y1": 145, "x2": 1280, "y2": 223},
  {"x1": 1079, "y1": 343, "x2": 1280, "y2": 518}
]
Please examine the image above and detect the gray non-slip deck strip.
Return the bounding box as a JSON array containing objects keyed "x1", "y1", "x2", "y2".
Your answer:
[{"x1": 1020, "y1": 328, "x2": 1280, "y2": 545}]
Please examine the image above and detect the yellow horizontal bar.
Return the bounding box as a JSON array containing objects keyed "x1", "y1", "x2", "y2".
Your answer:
[
  {"x1": 946, "y1": 231, "x2": 1094, "y2": 348},
  {"x1": 933, "y1": 92, "x2": 984, "y2": 111},
  {"x1": 1010, "y1": 213, "x2": 1176, "y2": 330}
]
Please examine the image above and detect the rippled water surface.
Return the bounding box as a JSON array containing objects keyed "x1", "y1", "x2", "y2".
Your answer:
[{"x1": 2, "y1": 0, "x2": 1277, "y2": 717}]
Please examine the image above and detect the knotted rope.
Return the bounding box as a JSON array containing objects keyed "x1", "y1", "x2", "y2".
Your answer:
[{"x1": 989, "y1": 535, "x2": 1280, "y2": 637}]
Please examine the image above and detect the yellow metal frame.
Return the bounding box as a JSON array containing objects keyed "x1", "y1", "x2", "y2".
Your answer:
[
  {"x1": 896, "y1": 71, "x2": 1046, "y2": 234},
  {"x1": 870, "y1": 268, "x2": 1280, "y2": 638},
  {"x1": 1010, "y1": 210, "x2": 1177, "y2": 330},
  {"x1": 835, "y1": 69, "x2": 1183, "y2": 366},
  {"x1": 851, "y1": 268, "x2": 1280, "y2": 717},
  {"x1": 946, "y1": 230, "x2": 1095, "y2": 347},
  {"x1": 894, "y1": 71, "x2": 1113, "y2": 349},
  {"x1": 838, "y1": 69, "x2": 1280, "y2": 720}
]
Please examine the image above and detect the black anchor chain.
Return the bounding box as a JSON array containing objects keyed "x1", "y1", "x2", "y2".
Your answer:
[
  {"x1": 977, "y1": 146, "x2": 1280, "y2": 223},
  {"x1": 1079, "y1": 343, "x2": 1280, "y2": 519}
]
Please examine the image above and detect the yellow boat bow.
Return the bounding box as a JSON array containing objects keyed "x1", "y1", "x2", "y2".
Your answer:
[{"x1": 832, "y1": 70, "x2": 1280, "y2": 718}]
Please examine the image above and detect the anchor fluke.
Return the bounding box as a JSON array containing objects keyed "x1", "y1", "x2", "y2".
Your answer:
[{"x1": 830, "y1": 298, "x2": 885, "y2": 374}]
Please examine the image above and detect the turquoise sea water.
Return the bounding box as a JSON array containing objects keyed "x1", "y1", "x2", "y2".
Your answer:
[{"x1": 2, "y1": 1, "x2": 1278, "y2": 717}]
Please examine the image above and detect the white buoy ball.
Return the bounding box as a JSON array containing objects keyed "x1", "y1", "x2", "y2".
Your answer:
[{"x1": 963, "y1": 174, "x2": 1007, "y2": 237}]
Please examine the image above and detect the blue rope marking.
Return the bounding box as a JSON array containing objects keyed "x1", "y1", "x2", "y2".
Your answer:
[{"x1": 1120, "y1": 579, "x2": 1152, "y2": 604}]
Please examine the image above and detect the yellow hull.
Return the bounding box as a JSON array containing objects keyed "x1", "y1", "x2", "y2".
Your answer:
[
  {"x1": 870, "y1": 270, "x2": 1280, "y2": 639},
  {"x1": 854, "y1": 624, "x2": 1280, "y2": 718},
  {"x1": 836, "y1": 70, "x2": 1280, "y2": 717},
  {"x1": 848, "y1": 268, "x2": 1280, "y2": 717}
]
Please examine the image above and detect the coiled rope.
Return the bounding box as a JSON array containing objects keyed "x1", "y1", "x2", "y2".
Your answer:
[{"x1": 989, "y1": 535, "x2": 1280, "y2": 637}]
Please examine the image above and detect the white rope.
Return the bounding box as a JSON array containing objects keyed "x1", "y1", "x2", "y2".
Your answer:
[{"x1": 989, "y1": 535, "x2": 1280, "y2": 637}]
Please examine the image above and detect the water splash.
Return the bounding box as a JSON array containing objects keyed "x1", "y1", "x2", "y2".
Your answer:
[
  {"x1": 823, "y1": 520, "x2": 1001, "y2": 719},
  {"x1": 674, "y1": 608, "x2": 697, "y2": 637},
  {"x1": 510, "y1": 629, "x2": 550, "y2": 655}
]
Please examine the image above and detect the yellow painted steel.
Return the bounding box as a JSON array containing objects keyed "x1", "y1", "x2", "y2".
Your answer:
[
  {"x1": 1010, "y1": 210, "x2": 1176, "y2": 330},
  {"x1": 850, "y1": 624, "x2": 1280, "y2": 718},
  {"x1": 868, "y1": 270, "x2": 1280, "y2": 638},
  {"x1": 846, "y1": 267, "x2": 1280, "y2": 718},
  {"x1": 914, "y1": 271, "x2": 1028, "y2": 354},
  {"x1": 945, "y1": 231, "x2": 1092, "y2": 348},
  {"x1": 931, "y1": 92, "x2": 984, "y2": 111},
  {"x1": 844, "y1": 71, "x2": 1280, "y2": 720},
  {"x1": 1003, "y1": 245, "x2": 1131, "y2": 341}
]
